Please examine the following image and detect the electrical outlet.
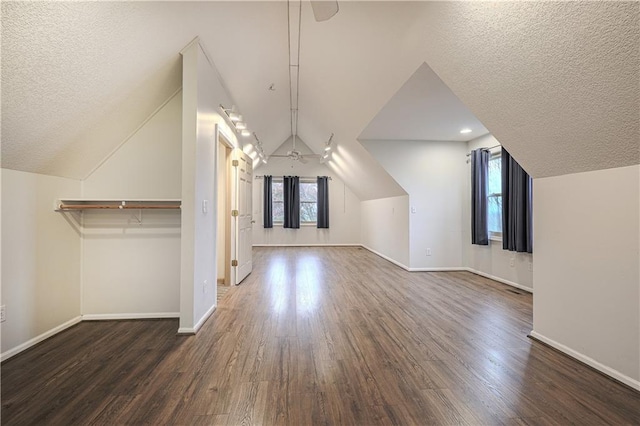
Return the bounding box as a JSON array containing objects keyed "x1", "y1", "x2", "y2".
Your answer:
[
  {"x1": 1, "y1": 305, "x2": 5, "y2": 322},
  {"x1": 426, "y1": 248, "x2": 432, "y2": 256},
  {"x1": 510, "y1": 258, "x2": 515, "y2": 267},
  {"x1": 529, "y1": 262, "x2": 533, "y2": 272},
  {"x1": 411, "y1": 206, "x2": 417, "y2": 214},
  {"x1": 203, "y1": 279, "x2": 209, "y2": 294}
]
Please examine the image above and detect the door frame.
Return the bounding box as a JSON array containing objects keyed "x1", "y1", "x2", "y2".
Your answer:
[{"x1": 216, "y1": 125, "x2": 235, "y2": 287}]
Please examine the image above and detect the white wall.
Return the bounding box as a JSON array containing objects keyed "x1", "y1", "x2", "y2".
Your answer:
[
  {"x1": 180, "y1": 39, "x2": 238, "y2": 332},
  {"x1": 533, "y1": 165, "x2": 640, "y2": 388},
  {"x1": 81, "y1": 92, "x2": 182, "y2": 317},
  {"x1": 1, "y1": 169, "x2": 82, "y2": 359},
  {"x1": 252, "y1": 138, "x2": 361, "y2": 246},
  {"x1": 361, "y1": 195, "x2": 410, "y2": 268},
  {"x1": 463, "y1": 134, "x2": 533, "y2": 291},
  {"x1": 361, "y1": 139, "x2": 466, "y2": 269}
]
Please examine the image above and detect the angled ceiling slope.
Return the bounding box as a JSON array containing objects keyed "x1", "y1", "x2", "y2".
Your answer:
[
  {"x1": 3, "y1": 1, "x2": 635, "y2": 191},
  {"x1": 407, "y1": 1, "x2": 639, "y2": 178},
  {"x1": 359, "y1": 62, "x2": 488, "y2": 142},
  {"x1": 1, "y1": 1, "x2": 291, "y2": 180}
]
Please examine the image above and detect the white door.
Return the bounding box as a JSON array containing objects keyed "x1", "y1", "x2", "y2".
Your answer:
[{"x1": 234, "y1": 149, "x2": 253, "y2": 284}]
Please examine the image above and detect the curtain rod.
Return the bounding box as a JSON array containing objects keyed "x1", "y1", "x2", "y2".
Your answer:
[
  {"x1": 255, "y1": 175, "x2": 332, "y2": 180},
  {"x1": 466, "y1": 144, "x2": 501, "y2": 157}
]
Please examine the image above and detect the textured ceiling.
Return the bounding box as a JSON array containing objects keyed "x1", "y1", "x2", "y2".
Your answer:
[
  {"x1": 411, "y1": 1, "x2": 639, "y2": 177},
  {"x1": 359, "y1": 63, "x2": 488, "y2": 142},
  {"x1": 2, "y1": 1, "x2": 638, "y2": 197}
]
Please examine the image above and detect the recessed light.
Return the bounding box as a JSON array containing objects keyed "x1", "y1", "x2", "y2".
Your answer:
[
  {"x1": 240, "y1": 129, "x2": 251, "y2": 137},
  {"x1": 235, "y1": 122, "x2": 247, "y2": 130},
  {"x1": 460, "y1": 128, "x2": 472, "y2": 134}
]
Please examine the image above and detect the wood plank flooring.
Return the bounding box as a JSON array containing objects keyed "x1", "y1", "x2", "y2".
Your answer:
[{"x1": 2, "y1": 247, "x2": 639, "y2": 425}]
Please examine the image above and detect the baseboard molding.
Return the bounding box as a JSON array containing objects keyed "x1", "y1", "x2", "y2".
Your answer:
[
  {"x1": 529, "y1": 331, "x2": 640, "y2": 391},
  {"x1": 1, "y1": 316, "x2": 82, "y2": 362},
  {"x1": 82, "y1": 312, "x2": 180, "y2": 321},
  {"x1": 253, "y1": 243, "x2": 361, "y2": 247},
  {"x1": 193, "y1": 303, "x2": 216, "y2": 333},
  {"x1": 408, "y1": 267, "x2": 468, "y2": 272},
  {"x1": 360, "y1": 245, "x2": 411, "y2": 271},
  {"x1": 465, "y1": 268, "x2": 533, "y2": 293}
]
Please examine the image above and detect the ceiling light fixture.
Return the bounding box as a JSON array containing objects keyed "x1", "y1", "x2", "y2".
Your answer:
[
  {"x1": 240, "y1": 129, "x2": 251, "y2": 137},
  {"x1": 253, "y1": 133, "x2": 267, "y2": 164},
  {"x1": 229, "y1": 112, "x2": 241, "y2": 122},
  {"x1": 235, "y1": 122, "x2": 247, "y2": 130},
  {"x1": 324, "y1": 133, "x2": 334, "y2": 152},
  {"x1": 460, "y1": 128, "x2": 472, "y2": 134}
]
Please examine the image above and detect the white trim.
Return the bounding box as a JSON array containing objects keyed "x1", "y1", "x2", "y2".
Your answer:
[
  {"x1": 360, "y1": 245, "x2": 410, "y2": 271},
  {"x1": 193, "y1": 303, "x2": 216, "y2": 333},
  {"x1": 177, "y1": 327, "x2": 196, "y2": 335},
  {"x1": 1, "y1": 316, "x2": 82, "y2": 362},
  {"x1": 253, "y1": 243, "x2": 360, "y2": 247},
  {"x1": 529, "y1": 331, "x2": 640, "y2": 391},
  {"x1": 464, "y1": 267, "x2": 533, "y2": 293},
  {"x1": 408, "y1": 267, "x2": 468, "y2": 272},
  {"x1": 82, "y1": 312, "x2": 179, "y2": 321}
]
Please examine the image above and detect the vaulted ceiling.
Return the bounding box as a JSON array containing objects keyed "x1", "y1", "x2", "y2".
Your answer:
[{"x1": 2, "y1": 1, "x2": 638, "y2": 200}]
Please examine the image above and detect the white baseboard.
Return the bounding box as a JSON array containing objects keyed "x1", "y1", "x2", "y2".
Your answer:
[
  {"x1": 360, "y1": 245, "x2": 410, "y2": 270},
  {"x1": 178, "y1": 302, "x2": 216, "y2": 335},
  {"x1": 253, "y1": 243, "x2": 360, "y2": 247},
  {"x1": 193, "y1": 303, "x2": 216, "y2": 333},
  {"x1": 465, "y1": 268, "x2": 533, "y2": 293},
  {"x1": 1, "y1": 316, "x2": 82, "y2": 362},
  {"x1": 82, "y1": 312, "x2": 179, "y2": 321},
  {"x1": 408, "y1": 267, "x2": 468, "y2": 272},
  {"x1": 529, "y1": 331, "x2": 640, "y2": 391}
]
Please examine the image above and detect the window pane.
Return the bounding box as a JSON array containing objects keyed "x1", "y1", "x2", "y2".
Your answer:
[
  {"x1": 488, "y1": 195, "x2": 502, "y2": 235},
  {"x1": 300, "y1": 202, "x2": 317, "y2": 223},
  {"x1": 273, "y1": 201, "x2": 284, "y2": 222},
  {"x1": 272, "y1": 182, "x2": 283, "y2": 202},
  {"x1": 300, "y1": 182, "x2": 317, "y2": 202},
  {"x1": 488, "y1": 157, "x2": 501, "y2": 196}
]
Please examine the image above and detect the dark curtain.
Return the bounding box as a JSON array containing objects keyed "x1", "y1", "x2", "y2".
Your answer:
[
  {"x1": 283, "y1": 176, "x2": 300, "y2": 229},
  {"x1": 317, "y1": 176, "x2": 329, "y2": 229},
  {"x1": 263, "y1": 175, "x2": 273, "y2": 228},
  {"x1": 471, "y1": 149, "x2": 490, "y2": 245},
  {"x1": 502, "y1": 148, "x2": 533, "y2": 253}
]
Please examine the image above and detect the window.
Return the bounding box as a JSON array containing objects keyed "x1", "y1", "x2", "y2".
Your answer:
[
  {"x1": 272, "y1": 179, "x2": 284, "y2": 223},
  {"x1": 271, "y1": 179, "x2": 317, "y2": 224},
  {"x1": 299, "y1": 180, "x2": 318, "y2": 223},
  {"x1": 487, "y1": 154, "x2": 502, "y2": 239}
]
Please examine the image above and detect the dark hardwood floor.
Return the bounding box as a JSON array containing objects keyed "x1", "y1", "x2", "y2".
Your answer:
[{"x1": 2, "y1": 247, "x2": 639, "y2": 425}]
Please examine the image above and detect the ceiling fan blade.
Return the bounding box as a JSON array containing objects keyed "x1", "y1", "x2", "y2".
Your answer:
[
  {"x1": 299, "y1": 156, "x2": 309, "y2": 164},
  {"x1": 311, "y1": 1, "x2": 339, "y2": 22}
]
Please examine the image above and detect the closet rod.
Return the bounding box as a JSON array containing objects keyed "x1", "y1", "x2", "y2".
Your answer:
[{"x1": 58, "y1": 204, "x2": 181, "y2": 210}]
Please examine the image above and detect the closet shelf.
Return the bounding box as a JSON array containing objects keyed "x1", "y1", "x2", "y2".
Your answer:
[{"x1": 55, "y1": 199, "x2": 181, "y2": 211}]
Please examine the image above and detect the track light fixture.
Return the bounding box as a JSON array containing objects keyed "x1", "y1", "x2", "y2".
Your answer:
[
  {"x1": 322, "y1": 133, "x2": 335, "y2": 161},
  {"x1": 252, "y1": 132, "x2": 267, "y2": 165},
  {"x1": 220, "y1": 104, "x2": 253, "y2": 137}
]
